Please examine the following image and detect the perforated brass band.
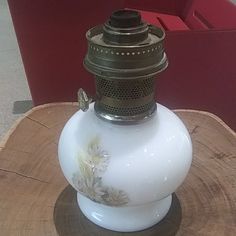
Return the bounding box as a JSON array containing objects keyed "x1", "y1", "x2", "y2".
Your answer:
[{"x1": 95, "y1": 76, "x2": 156, "y2": 122}]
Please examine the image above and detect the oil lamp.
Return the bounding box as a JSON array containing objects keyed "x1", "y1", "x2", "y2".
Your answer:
[{"x1": 58, "y1": 10, "x2": 192, "y2": 232}]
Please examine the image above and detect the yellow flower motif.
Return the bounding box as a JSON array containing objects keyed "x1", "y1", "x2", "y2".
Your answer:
[
  {"x1": 103, "y1": 187, "x2": 130, "y2": 206},
  {"x1": 72, "y1": 136, "x2": 129, "y2": 206}
]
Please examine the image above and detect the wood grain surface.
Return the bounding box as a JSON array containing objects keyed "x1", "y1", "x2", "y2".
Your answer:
[{"x1": 0, "y1": 103, "x2": 235, "y2": 236}]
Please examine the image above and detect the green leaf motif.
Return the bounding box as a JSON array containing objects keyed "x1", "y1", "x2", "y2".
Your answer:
[{"x1": 72, "y1": 136, "x2": 129, "y2": 206}]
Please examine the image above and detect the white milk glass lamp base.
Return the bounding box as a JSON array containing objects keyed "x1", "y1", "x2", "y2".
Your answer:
[{"x1": 77, "y1": 193, "x2": 172, "y2": 232}]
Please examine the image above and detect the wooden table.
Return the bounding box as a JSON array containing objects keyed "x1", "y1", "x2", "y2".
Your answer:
[{"x1": 0, "y1": 103, "x2": 235, "y2": 236}]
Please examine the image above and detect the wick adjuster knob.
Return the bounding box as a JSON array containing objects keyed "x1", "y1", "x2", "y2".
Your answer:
[{"x1": 78, "y1": 88, "x2": 92, "y2": 112}]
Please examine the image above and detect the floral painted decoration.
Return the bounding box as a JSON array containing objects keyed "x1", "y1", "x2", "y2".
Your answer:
[{"x1": 72, "y1": 136, "x2": 129, "y2": 206}]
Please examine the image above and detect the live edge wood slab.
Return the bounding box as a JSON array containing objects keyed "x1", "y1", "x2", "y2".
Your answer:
[{"x1": 0, "y1": 103, "x2": 235, "y2": 236}]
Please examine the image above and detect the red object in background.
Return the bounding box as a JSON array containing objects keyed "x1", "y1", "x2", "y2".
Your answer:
[
  {"x1": 184, "y1": 0, "x2": 236, "y2": 29},
  {"x1": 133, "y1": 9, "x2": 189, "y2": 30},
  {"x1": 158, "y1": 30, "x2": 236, "y2": 127},
  {"x1": 7, "y1": 0, "x2": 236, "y2": 129},
  {"x1": 7, "y1": 0, "x2": 125, "y2": 104}
]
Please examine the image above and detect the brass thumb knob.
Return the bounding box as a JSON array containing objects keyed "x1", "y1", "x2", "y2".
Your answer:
[{"x1": 77, "y1": 88, "x2": 92, "y2": 112}]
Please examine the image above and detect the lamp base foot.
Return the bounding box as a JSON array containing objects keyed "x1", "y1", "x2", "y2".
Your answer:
[{"x1": 77, "y1": 193, "x2": 172, "y2": 232}]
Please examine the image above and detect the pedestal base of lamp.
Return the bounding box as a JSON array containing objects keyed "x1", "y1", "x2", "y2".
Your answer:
[{"x1": 77, "y1": 193, "x2": 172, "y2": 232}]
